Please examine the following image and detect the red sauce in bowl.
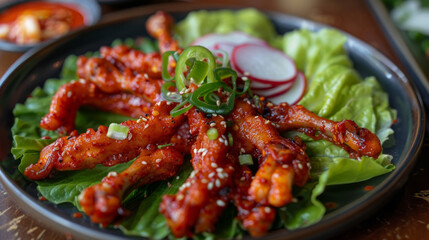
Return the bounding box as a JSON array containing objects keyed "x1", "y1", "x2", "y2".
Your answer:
[{"x1": 0, "y1": 1, "x2": 87, "y2": 45}]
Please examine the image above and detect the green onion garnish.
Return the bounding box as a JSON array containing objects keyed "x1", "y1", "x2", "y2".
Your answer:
[
  {"x1": 158, "y1": 143, "x2": 172, "y2": 149},
  {"x1": 239, "y1": 154, "x2": 253, "y2": 165},
  {"x1": 160, "y1": 46, "x2": 252, "y2": 117},
  {"x1": 228, "y1": 133, "x2": 233, "y2": 147},
  {"x1": 207, "y1": 128, "x2": 219, "y2": 140},
  {"x1": 107, "y1": 123, "x2": 129, "y2": 140}
]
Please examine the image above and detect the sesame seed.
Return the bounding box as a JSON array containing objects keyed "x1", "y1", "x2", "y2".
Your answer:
[
  {"x1": 298, "y1": 163, "x2": 303, "y2": 170},
  {"x1": 216, "y1": 199, "x2": 226, "y2": 207},
  {"x1": 128, "y1": 132, "x2": 132, "y2": 140},
  {"x1": 194, "y1": 148, "x2": 197, "y2": 154},
  {"x1": 140, "y1": 117, "x2": 147, "y2": 122},
  {"x1": 282, "y1": 164, "x2": 289, "y2": 168},
  {"x1": 216, "y1": 100, "x2": 221, "y2": 106},
  {"x1": 201, "y1": 179, "x2": 208, "y2": 184},
  {"x1": 244, "y1": 72, "x2": 250, "y2": 76},
  {"x1": 265, "y1": 120, "x2": 271, "y2": 124},
  {"x1": 144, "y1": 73, "x2": 149, "y2": 78},
  {"x1": 242, "y1": 76, "x2": 248, "y2": 81},
  {"x1": 177, "y1": 194, "x2": 184, "y2": 200},
  {"x1": 291, "y1": 198, "x2": 298, "y2": 203},
  {"x1": 216, "y1": 168, "x2": 223, "y2": 172},
  {"x1": 208, "y1": 182, "x2": 213, "y2": 190},
  {"x1": 211, "y1": 162, "x2": 218, "y2": 168},
  {"x1": 212, "y1": 114, "x2": 218, "y2": 117},
  {"x1": 218, "y1": 173, "x2": 224, "y2": 179},
  {"x1": 102, "y1": 182, "x2": 111, "y2": 189},
  {"x1": 67, "y1": 91, "x2": 72, "y2": 98},
  {"x1": 176, "y1": 175, "x2": 180, "y2": 179},
  {"x1": 215, "y1": 179, "x2": 221, "y2": 188},
  {"x1": 240, "y1": 176, "x2": 246, "y2": 181},
  {"x1": 240, "y1": 148, "x2": 245, "y2": 154},
  {"x1": 210, "y1": 122, "x2": 216, "y2": 127},
  {"x1": 265, "y1": 207, "x2": 271, "y2": 213},
  {"x1": 79, "y1": 79, "x2": 86, "y2": 84},
  {"x1": 141, "y1": 161, "x2": 147, "y2": 165},
  {"x1": 209, "y1": 172, "x2": 216, "y2": 178},
  {"x1": 107, "y1": 171, "x2": 117, "y2": 177},
  {"x1": 156, "y1": 158, "x2": 162, "y2": 163}
]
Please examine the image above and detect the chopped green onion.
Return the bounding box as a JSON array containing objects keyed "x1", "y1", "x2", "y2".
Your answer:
[
  {"x1": 212, "y1": 49, "x2": 230, "y2": 67},
  {"x1": 207, "y1": 128, "x2": 219, "y2": 140},
  {"x1": 158, "y1": 143, "x2": 172, "y2": 149},
  {"x1": 161, "y1": 51, "x2": 179, "y2": 81},
  {"x1": 228, "y1": 133, "x2": 233, "y2": 147},
  {"x1": 161, "y1": 81, "x2": 182, "y2": 102},
  {"x1": 107, "y1": 123, "x2": 129, "y2": 140},
  {"x1": 170, "y1": 100, "x2": 193, "y2": 117},
  {"x1": 239, "y1": 154, "x2": 253, "y2": 165}
]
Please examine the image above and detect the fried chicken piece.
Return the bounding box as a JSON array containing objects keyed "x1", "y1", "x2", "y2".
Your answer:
[
  {"x1": 232, "y1": 163, "x2": 276, "y2": 237},
  {"x1": 25, "y1": 101, "x2": 185, "y2": 180},
  {"x1": 79, "y1": 146, "x2": 184, "y2": 226},
  {"x1": 100, "y1": 45, "x2": 163, "y2": 79},
  {"x1": 146, "y1": 11, "x2": 180, "y2": 54},
  {"x1": 263, "y1": 102, "x2": 382, "y2": 159},
  {"x1": 160, "y1": 108, "x2": 233, "y2": 237},
  {"x1": 77, "y1": 56, "x2": 163, "y2": 102},
  {"x1": 230, "y1": 99, "x2": 310, "y2": 207},
  {"x1": 40, "y1": 79, "x2": 152, "y2": 134}
]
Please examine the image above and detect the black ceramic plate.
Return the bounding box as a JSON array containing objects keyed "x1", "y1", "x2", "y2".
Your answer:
[{"x1": 0, "y1": 3, "x2": 425, "y2": 240}]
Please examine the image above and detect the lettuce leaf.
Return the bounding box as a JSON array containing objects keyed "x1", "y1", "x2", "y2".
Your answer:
[{"x1": 175, "y1": 8, "x2": 277, "y2": 47}]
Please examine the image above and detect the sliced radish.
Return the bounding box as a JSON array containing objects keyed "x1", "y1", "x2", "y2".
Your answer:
[
  {"x1": 249, "y1": 80, "x2": 277, "y2": 91},
  {"x1": 231, "y1": 43, "x2": 298, "y2": 85},
  {"x1": 191, "y1": 31, "x2": 267, "y2": 51},
  {"x1": 253, "y1": 81, "x2": 294, "y2": 97},
  {"x1": 265, "y1": 72, "x2": 307, "y2": 105}
]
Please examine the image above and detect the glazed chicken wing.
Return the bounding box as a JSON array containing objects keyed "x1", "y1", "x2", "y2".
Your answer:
[
  {"x1": 160, "y1": 108, "x2": 234, "y2": 237},
  {"x1": 264, "y1": 102, "x2": 382, "y2": 158},
  {"x1": 79, "y1": 146, "x2": 184, "y2": 226},
  {"x1": 26, "y1": 101, "x2": 185, "y2": 180},
  {"x1": 230, "y1": 99, "x2": 310, "y2": 207},
  {"x1": 146, "y1": 11, "x2": 180, "y2": 54},
  {"x1": 100, "y1": 45, "x2": 163, "y2": 78},
  {"x1": 40, "y1": 79, "x2": 152, "y2": 134},
  {"x1": 77, "y1": 56, "x2": 163, "y2": 102}
]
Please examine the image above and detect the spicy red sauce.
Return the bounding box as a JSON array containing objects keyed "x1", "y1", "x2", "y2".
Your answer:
[{"x1": 0, "y1": 1, "x2": 86, "y2": 44}]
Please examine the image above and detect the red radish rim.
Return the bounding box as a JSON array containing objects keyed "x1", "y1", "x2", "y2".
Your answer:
[
  {"x1": 265, "y1": 72, "x2": 307, "y2": 105},
  {"x1": 231, "y1": 43, "x2": 298, "y2": 85},
  {"x1": 289, "y1": 72, "x2": 307, "y2": 105},
  {"x1": 250, "y1": 81, "x2": 277, "y2": 91},
  {"x1": 253, "y1": 81, "x2": 294, "y2": 98}
]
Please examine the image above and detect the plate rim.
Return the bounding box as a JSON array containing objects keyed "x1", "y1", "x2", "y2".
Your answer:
[{"x1": 0, "y1": 2, "x2": 426, "y2": 240}]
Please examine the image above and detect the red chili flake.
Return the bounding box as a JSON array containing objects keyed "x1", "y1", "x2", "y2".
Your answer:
[
  {"x1": 39, "y1": 196, "x2": 47, "y2": 201},
  {"x1": 324, "y1": 202, "x2": 338, "y2": 209},
  {"x1": 65, "y1": 232, "x2": 73, "y2": 240},
  {"x1": 364, "y1": 185, "x2": 374, "y2": 191},
  {"x1": 73, "y1": 212, "x2": 83, "y2": 218}
]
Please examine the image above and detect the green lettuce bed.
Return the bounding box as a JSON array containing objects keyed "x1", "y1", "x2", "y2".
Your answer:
[{"x1": 11, "y1": 9, "x2": 396, "y2": 239}]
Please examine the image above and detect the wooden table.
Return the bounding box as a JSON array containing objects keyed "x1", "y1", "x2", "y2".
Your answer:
[{"x1": 1, "y1": 0, "x2": 428, "y2": 239}]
